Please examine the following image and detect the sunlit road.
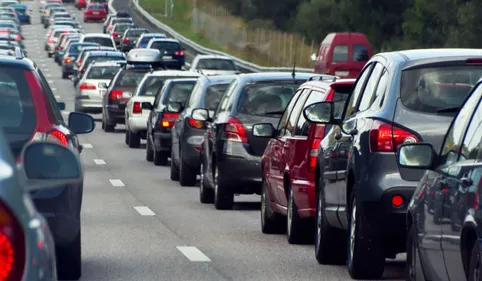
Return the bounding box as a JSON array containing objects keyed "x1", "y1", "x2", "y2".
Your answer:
[{"x1": 23, "y1": 1, "x2": 404, "y2": 280}]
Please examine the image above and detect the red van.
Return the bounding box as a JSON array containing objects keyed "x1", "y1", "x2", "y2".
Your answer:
[{"x1": 313, "y1": 32, "x2": 372, "y2": 78}]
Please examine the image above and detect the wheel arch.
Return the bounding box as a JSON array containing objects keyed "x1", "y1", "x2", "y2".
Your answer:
[{"x1": 461, "y1": 224, "x2": 478, "y2": 278}]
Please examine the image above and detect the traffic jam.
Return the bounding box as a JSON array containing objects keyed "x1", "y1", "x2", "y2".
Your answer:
[{"x1": 1, "y1": 0, "x2": 482, "y2": 280}]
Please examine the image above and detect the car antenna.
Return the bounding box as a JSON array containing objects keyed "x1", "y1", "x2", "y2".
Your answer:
[{"x1": 291, "y1": 41, "x2": 297, "y2": 80}]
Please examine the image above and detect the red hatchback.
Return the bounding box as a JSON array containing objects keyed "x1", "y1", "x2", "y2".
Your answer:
[
  {"x1": 254, "y1": 78, "x2": 355, "y2": 244},
  {"x1": 83, "y1": 4, "x2": 106, "y2": 22}
]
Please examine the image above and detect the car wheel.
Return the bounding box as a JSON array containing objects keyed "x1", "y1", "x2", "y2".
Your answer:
[
  {"x1": 214, "y1": 165, "x2": 234, "y2": 210},
  {"x1": 128, "y1": 130, "x2": 141, "y2": 148},
  {"x1": 169, "y1": 150, "x2": 180, "y2": 180},
  {"x1": 62, "y1": 71, "x2": 68, "y2": 79},
  {"x1": 125, "y1": 129, "x2": 130, "y2": 144},
  {"x1": 56, "y1": 229, "x2": 81, "y2": 280},
  {"x1": 102, "y1": 115, "x2": 115, "y2": 132},
  {"x1": 179, "y1": 149, "x2": 196, "y2": 186},
  {"x1": 152, "y1": 144, "x2": 168, "y2": 166},
  {"x1": 199, "y1": 156, "x2": 214, "y2": 203},
  {"x1": 286, "y1": 186, "x2": 313, "y2": 244},
  {"x1": 260, "y1": 178, "x2": 284, "y2": 234},
  {"x1": 347, "y1": 193, "x2": 385, "y2": 279},
  {"x1": 47, "y1": 52, "x2": 52, "y2": 58},
  {"x1": 469, "y1": 239, "x2": 482, "y2": 281},
  {"x1": 314, "y1": 185, "x2": 346, "y2": 264},
  {"x1": 101, "y1": 117, "x2": 105, "y2": 130},
  {"x1": 146, "y1": 136, "x2": 154, "y2": 162}
]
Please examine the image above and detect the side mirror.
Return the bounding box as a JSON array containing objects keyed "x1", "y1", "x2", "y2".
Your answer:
[
  {"x1": 68, "y1": 112, "x2": 95, "y2": 134},
  {"x1": 167, "y1": 102, "x2": 182, "y2": 113},
  {"x1": 310, "y1": 53, "x2": 317, "y2": 62},
  {"x1": 57, "y1": 101, "x2": 65, "y2": 110},
  {"x1": 22, "y1": 142, "x2": 83, "y2": 191},
  {"x1": 252, "y1": 123, "x2": 275, "y2": 138},
  {"x1": 122, "y1": 91, "x2": 133, "y2": 98},
  {"x1": 141, "y1": 102, "x2": 152, "y2": 110},
  {"x1": 98, "y1": 82, "x2": 108, "y2": 89},
  {"x1": 397, "y1": 143, "x2": 435, "y2": 169},
  {"x1": 71, "y1": 76, "x2": 79, "y2": 83},
  {"x1": 303, "y1": 101, "x2": 335, "y2": 124},
  {"x1": 192, "y1": 108, "x2": 209, "y2": 122}
]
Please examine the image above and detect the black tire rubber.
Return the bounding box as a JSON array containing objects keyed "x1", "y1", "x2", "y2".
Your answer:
[
  {"x1": 47, "y1": 52, "x2": 52, "y2": 58},
  {"x1": 406, "y1": 225, "x2": 419, "y2": 281},
  {"x1": 125, "y1": 129, "x2": 130, "y2": 144},
  {"x1": 62, "y1": 71, "x2": 68, "y2": 79},
  {"x1": 199, "y1": 156, "x2": 214, "y2": 203},
  {"x1": 347, "y1": 193, "x2": 385, "y2": 279},
  {"x1": 214, "y1": 165, "x2": 234, "y2": 210},
  {"x1": 56, "y1": 230, "x2": 81, "y2": 280},
  {"x1": 468, "y1": 239, "x2": 482, "y2": 281},
  {"x1": 287, "y1": 187, "x2": 314, "y2": 244},
  {"x1": 260, "y1": 179, "x2": 284, "y2": 234},
  {"x1": 153, "y1": 149, "x2": 168, "y2": 166},
  {"x1": 146, "y1": 137, "x2": 154, "y2": 162},
  {"x1": 170, "y1": 150, "x2": 180, "y2": 180},
  {"x1": 179, "y1": 149, "x2": 196, "y2": 186},
  {"x1": 128, "y1": 130, "x2": 141, "y2": 148}
]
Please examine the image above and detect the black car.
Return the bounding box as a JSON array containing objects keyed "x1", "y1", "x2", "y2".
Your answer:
[
  {"x1": 119, "y1": 27, "x2": 148, "y2": 52},
  {"x1": 193, "y1": 72, "x2": 320, "y2": 210},
  {"x1": 147, "y1": 38, "x2": 185, "y2": 69},
  {"x1": 111, "y1": 22, "x2": 136, "y2": 46}
]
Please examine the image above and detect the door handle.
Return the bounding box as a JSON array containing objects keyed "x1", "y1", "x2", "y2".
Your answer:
[{"x1": 461, "y1": 177, "x2": 473, "y2": 189}]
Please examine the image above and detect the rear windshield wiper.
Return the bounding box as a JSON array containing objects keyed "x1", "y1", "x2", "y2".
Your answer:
[
  {"x1": 263, "y1": 110, "x2": 285, "y2": 115},
  {"x1": 436, "y1": 107, "x2": 460, "y2": 113}
]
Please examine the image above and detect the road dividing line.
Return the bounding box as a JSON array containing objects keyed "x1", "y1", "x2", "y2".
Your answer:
[
  {"x1": 46, "y1": 73, "x2": 51, "y2": 77},
  {"x1": 51, "y1": 88, "x2": 57, "y2": 91},
  {"x1": 134, "y1": 206, "x2": 156, "y2": 216},
  {"x1": 176, "y1": 246, "x2": 211, "y2": 262},
  {"x1": 109, "y1": 179, "x2": 124, "y2": 187},
  {"x1": 54, "y1": 95, "x2": 60, "y2": 99},
  {"x1": 82, "y1": 143, "x2": 93, "y2": 148},
  {"x1": 93, "y1": 159, "x2": 106, "y2": 165},
  {"x1": 48, "y1": 80, "x2": 54, "y2": 84}
]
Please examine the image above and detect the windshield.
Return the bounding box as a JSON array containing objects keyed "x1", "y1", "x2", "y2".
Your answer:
[
  {"x1": 83, "y1": 37, "x2": 114, "y2": 47},
  {"x1": 401, "y1": 66, "x2": 482, "y2": 114},
  {"x1": 150, "y1": 41, "x2": 181, "y2": 52},
  {"x1": 117, "y1": 69, "x2": 149, "y2": 87},
  {"x1": 197, "y1": 59, "x2": 236, "y2": 71},
  {"x1": 138, "y1": 76, "x2": 198, "y2": 96},
  {"x1": 163, "y1": 81, "x2": 196, "y2": 105},
  {"x1": 86, "y1": 66, "x2": 120, "y2": 79},
  {"x1": 69, "y1": 43, "x2": 98, "y2": 54}
]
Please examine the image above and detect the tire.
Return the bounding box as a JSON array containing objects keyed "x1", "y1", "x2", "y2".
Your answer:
[
  {"x1": 287, "y1": 187, "x2": 314, "y2": 244},
  {"x1": 56, "y1": 230, "x2": 81, "y2": 280},
  {"x1": 153, "y1": 149, "x2": 168, "y2": 166},
  {"x1": 170, "y1": 150, "x2": 180, "y2": 180},
  {"x1": 62, "y1": 71, "x2": 68, "y2": 79},
  {"x1": 179, "y1": 149, "x2": 197, "y2": 186},
  {"x1": 199, "y1": 156, "x2": 214, "y2": 203},
  {"x1": 260, "y1": 178, "x2": 284, "y2": 234},
  {"x1": 468, "y1": 239, "x2": 482, "y2": 281},
  {"x1": 128, "y1": 130, "x2": 141, "y2": 148},
  {"x1": 314, "y1": 186, "x2": 346, "y2": 264},
  {"x1": 146, "y1": 137, "x2": 154, "y2": 162},
  {"x1": 48, "y1": 52, "x2": 52, "y2": 58},
  {"x1": 125, "y1": 129, "x2": 130, "y2": 144},
  {"x1": 406, "y1": 225, "x2": 422, "y2": 281},
  {"x1": 214, "y1": 165, "x2": 234, "y2": 210},
  {"x1": 347, "y1": 193, "x2": 385, "y2": 279},
  {"x1": 102, "y1": 115, "x2": 114, "y2": 132}
]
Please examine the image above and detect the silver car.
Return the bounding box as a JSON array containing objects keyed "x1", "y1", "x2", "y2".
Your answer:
[
  {"x1": 74, "y1": 61, "x2": 124, "y2": 113},
  {"x1": 0, "y1": 129, "x2": 84, "y2": 281}
]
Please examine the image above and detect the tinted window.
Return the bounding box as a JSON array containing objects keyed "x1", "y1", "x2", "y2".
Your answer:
[
  {"x1": 140, "y1": 36, "x2": 163, "y2": 45},
  {"x1": 69, "y1": 43, "x2": 97, "y2": 54},
  {"x1": 150, "y1": 41, "x2": 181, "y2": 52},
  {"x1": 83, "y1": 37, "x2": 114, "y2": 47},
  {"x1": 460, "y1": 97, "x2": 482, "y2": 160},
  {"x1": 285, "y1": 89, "x2": 310, "y2": 136},
  {"x1": 332, "y1": 86, "x2": 353, "y2": 119},
  {"x1": 204, "y1": 84, "x2": 229, "y2": 111},
  {"x1": 358, "y1": 63, "x2": 384, "y2": 111},
  {"x1": 86, "y1": 66, "x2": 120, "y2": 79},
  {"x1": 401, "y1": 66, "x2": 482, "y2": 114},
  {"x1": 163, "y1": 82, "x2": 196, "y2": 106},
  {"x1": 126, "y1": 29, "x2": 147, "y2": 38},
  {"x1": 117, "y1": 70, "x2": 148, "y2": 87},
  {"x1": 344, "y1": 63, "x2": 373, "y2": 117},
  {"x1": 114, "y1": 24, "x2": 134, "y2": 33},
  {"x1": 84, "y1": 56, "x2": 123, "y2": 69},
  {"x1": 217, "y1": 80, "x2": 237, "y2": 114},
  {"x1": 88, "y1": 5, "x2": 105, "y2": 9},
  {"x1": 332, "y1": 45, "x2": 348, "y2": 62},
  {"x1": 295, "y1": 90, "x2": 326, "y2": 136},
  {"x1": 278, "y1": 89, "x2": 301, "y2": 131},
  {"x1": 197, "y1": 59, "x2": 236, "y2": 71}
]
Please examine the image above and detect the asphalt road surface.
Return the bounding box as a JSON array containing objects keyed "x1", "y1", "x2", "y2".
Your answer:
[{"x1": 23, "y1": 2, "x2": 404, "y2": 280}]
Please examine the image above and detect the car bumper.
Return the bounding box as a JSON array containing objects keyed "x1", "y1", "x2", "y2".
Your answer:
[
  {"x1": 153, "y1": 130, "x2": 171, "y2": 152},
  {"x1": 181, "y1": 135, "x2": 204, "y2": 170},
  {"x1": 105, "y1": 105, "x2": 125, "y2": 124},
  {"x1": 292, "y1": 178, "x2": 316, "y2": 218},
  {"x1": 127, "y1": 116, "x2": 147, "y2": 133},
  {"x1": 218, "y1": 152, "x2": 262, "y2": 194},
  {"x1": 76, "y1": 95, "x2": 103, "y2": 113},
  {"x1": 62, "y1": 63, "x2": 75, "y2": 74}
]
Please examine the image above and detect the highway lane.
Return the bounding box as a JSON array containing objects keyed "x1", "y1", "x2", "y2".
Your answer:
[{"x1": 24, "y1": 2, "x2": 404, "y2": 280}]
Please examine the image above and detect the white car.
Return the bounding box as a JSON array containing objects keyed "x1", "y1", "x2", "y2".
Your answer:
[
  {"x1": 79, "y1": 33, "x2": 116, "y2": 49},
  {"x1": 75, "y1": 61, "x2": 124, "y2": 113},
  {"x1": 189, "y1": 54, "x2": 240, "y2": 76},
  {"x1": 124, "y1": 70, "x2": 201, "y2": 148},
  {"x1": 46, "y1": 27, "x2": 80, "y2": 57}
]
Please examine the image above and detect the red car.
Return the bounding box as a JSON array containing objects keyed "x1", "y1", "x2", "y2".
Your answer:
[
  {"x1": 257, "y1": 78, "x2": 355, "y2": 244},
  {"x1": 83, "y1": 4, "x2": 106, "y2": 22},
  {"x1": 75, "y1": 0, "x2": 86, "y2": 9}
]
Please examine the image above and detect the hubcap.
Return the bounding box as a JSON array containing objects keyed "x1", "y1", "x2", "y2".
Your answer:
[
  {"x1": 287, "y1": 190, "x2": 293, "y2": 235},
  {"x1": 349, "y1": 204, "x2": 357, "y2": 261},
  {"x1": 316, "y1": 194, "x2": 322, "y2": 250}
]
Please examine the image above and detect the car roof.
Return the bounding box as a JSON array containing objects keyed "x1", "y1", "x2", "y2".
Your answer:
[
  {"x1": 235, "y1": 72, "x2": 331, "y2": 83},
  {"x1": 149, "y1": 38, "x2": 179, "y2": 43},
  {"x1": 86, "y1": 51, "x2": 124, "y2": 56},
  {"x1": 83, "y1": 33, "x2": 111, "y2": 38},
  {"x1": 141, "y1": 33, "x2": 166, "y2": 37},
  {"x1": 197, "y1": 74, "x2": 237, "y2": 84},
  {"x1": 0, "y1": 55, "x2": 34, "y2": 70},
  {"x1": 379, "y1": 48, "x2": 482, "y2": 62},
  {"x1": 90, "y1": 61, "x2": 125, "y2": 67},
  {"x1": 149, "y1": 70, "x2": 201, "y2": 77},
  {"x1": 299, "y1": 78, "x2": 356, "y2": 89}
]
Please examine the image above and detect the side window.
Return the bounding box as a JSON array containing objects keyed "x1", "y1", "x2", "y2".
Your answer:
[
  {"x1": 460, "y1": 95, "x2": 482, "y2": 160},
  {"x1": 343, "y1": 63, "x2": 373, "y2": 118},
  {"x1": 153, "y1": 85, "x2": 165, "y2": 109},
  {"x1": 284, "y1": 89, "x2": 310, "y2": 136},
  {"x1": 295, "y1": 89, "x2": 326, "y2": 136},
  {"x1": 358, "y1": 63, "x2": 384, "y2": 111},
  {"x1": 440, "y1": 87, "x2": 482, "y2": 165},
  {"x1": 215, "y1": 80, "x2": 237, "y2": 115},
  {"x1": 277, "y1": 88, "x2": 302, "y2": 131},
  {"x1": 36, "y1": 68, "x2": 64, "y2": 122},
  {"x1": 332, "y1": 45, "x2": 348, "y2": 62},
  {"x1": 353, "y1": 45, "x2": 369, "y2": 62},
  {"x1": 373, "y1": 68, "x2": 389, "y2": 108}
]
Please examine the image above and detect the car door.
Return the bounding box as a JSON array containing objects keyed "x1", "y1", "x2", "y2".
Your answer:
[{"x1": 147, "y1": 86, "x2": 164, "y2": 143}]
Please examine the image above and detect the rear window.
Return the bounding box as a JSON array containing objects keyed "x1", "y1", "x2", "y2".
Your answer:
[
  {"x1": 115, "y1": 24, "x2": 134, "y2": 33},
  {"x1": 85, "y1": 55, "x2": 124, "y2": 67},
  {"x1": 204, "y1": 84, "x2": 229, "y2": 110},
  {"x1": 150, "y1": 41, "x2": 180, "y2": 52},
  {"x1": 353, "y1": 45, "x2": 369, "y2": 62},
  {"x1": 237, "y1": 81, "x2": 303, "y2": 117},
  {"x1": 140, "y1": 36, "x2": 161, "y2": 45},
  {"x1": 138, "y1": 76, "x2": 198, "y2": 96},
  {"x1": 83, "y1": 37, "x2": 114, "y2": 47},
  {"x1": 332, "y1": 45, "x2": 348, "y2": 62},
  {"x1": 0, "y1": 68, "x2": 36, "y2": 158},
  {"x1": 163, "y1": 81, "x2": 196, "y2": 105},
  {"x1": 89, "y1": 5, "x2": 105, "y2": 9},
  {"x1": 87, "y1": 66, "x2": 120, "y2": 79},
  {"x1": 400, "y1": 66, "x2": 482, "y2": 114},
  {"x1": 197, "y1": 59, "x2": 236, "y2": 71},
  {"x1": 112, "y1": 18, "x2": 132, "y2": 25},
  {"x1": 117, "y1": 69, "x2": 149, "y2": 87},
  {"x1": 126, "y1": 29, "x2": 147, "y2": 38}
]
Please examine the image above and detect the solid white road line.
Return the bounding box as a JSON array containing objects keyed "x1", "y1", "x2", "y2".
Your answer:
[
  {"x1": 82, "y1": 143, "x2": 93, "y2": 148},
  {"x1": 109, "y1": 179, "x2": 125, "y2": 187},
  {"x1": 133, "y1": 206, "x2": 156, "y2": 216},
  {"x1": 176, "y1": 246, "x2": 211, "y2": 262},
  {"x1": 93, "y1": 159, "x2": 106, "y2": 165}
]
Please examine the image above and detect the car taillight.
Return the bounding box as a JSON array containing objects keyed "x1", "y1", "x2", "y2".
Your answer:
[
  {"x1": 188, "y1": 117, "x2": 203, "y2": 129},
  {"x1": 174, "y1": 51, "x2": 184, "y2": 56},
  {"x1": 108, "y1": 26, "x2": 113, "y2": 30},
  {"x1": 222, "y1": 117, "x2": 247, "y2": 143},
  {"x1": 31, "y1": 130, "x2": 69, "y2": 147},
  {"x1": 112, "y1": 32, "x2": 118, "y2": 37},
  {"x1": 47, "y1": 38, "x2": 53, "y2": 43},
  {"x1": 109, "y1": 90, "x2": 123, "y2": 100},
  {"x1": 132, "y1": 102, "x2": 141, "y2": 114},
  {"x1": 0, "y1": 199, "x2": 26, "y2": 281},
  {"x1": 64, "y1": 57, "x2": 71, "y2": 63},
  {"x1": 307, "y1": 124, "x2": 325, "y2": 176},
  {"x1": 79, "y1": 83, "x2": 96, "y2": 90},
  {"x1": 15, "y1": 35, "x2": 20, "y2": 41},
  {"x1": 369, "y1": 120, "x2": 418, "y2": 153},
  {"x1": 55, "y1": 46, "x2": 60, "y2": 51},
  {"x1": 123, "y1": 38, "x2": 130, "y2": 43},
  {"x1": 160, "y1": 113, "x2": 179, "y2": 128}
]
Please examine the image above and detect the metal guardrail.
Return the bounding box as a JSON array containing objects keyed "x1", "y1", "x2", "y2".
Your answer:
[{"x1": 109, "y1": 0, "x2": 314, "y2": 73}]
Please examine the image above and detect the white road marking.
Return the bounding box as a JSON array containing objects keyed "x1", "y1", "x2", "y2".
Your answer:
[
  {"x1": 41, "y1": 63, "x2": 47, "y2": 67},
  {"x1": 109, "y1": 179, "x2": 124, "y2": 187},
  {"x1": 176, "y1": 246, "x2": 211, "y2": 262},
  {"x1": 61, "y1": 111, "x2": 70, "y2": 115},
  {"x1": 93, "y1": 159, "x2": 106, "y2": 165},
  {"x1": 40, "y1": 59, "x2": 45, "y2": 62},
  {"x1": 134, "y1": 206, "x2": 156, "y2": 216},
  {"x1": 54, "y1": 95, "x2": 60, "y2": 99},
  {"x1": 51, "y1": 88, "x2": 57, "y2": 91},
  {"x1": 48, "y1": 80, "x2": 54, "y2": 84},
  {"x1": 82, "y1": 143, "x2": 93, "y2": 148},
  {"x1": 46, "y1": 73, "x2": 51, "y2": 77}
]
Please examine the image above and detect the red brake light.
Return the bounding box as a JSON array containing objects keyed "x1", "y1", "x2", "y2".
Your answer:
[
  {"x1": 15, "y1": 35, "x2": 20, "y2": 41},
  {"x1": 109, "y1": 90, "x2": 123, "y2": 100},
  {"x1": 112, "y1": 32, "x2": 118, "y2": 37},
  {"x1": 307, "y1": 124, "x2": 325, "y2": 176},
  {"x1": 64, "y1": 57, "x2": 71, "y2": 63},
  {"x1": 0, "y1": 199, "x2": 26, "y2": 281},
  {"x1": 79, "y1": 83, "x2": 96, "y2": 90},
  {"x1": 369, "y1": 120, "x2": 418, "y2": 153},
  {"x1": 137, "y1": 46, "x2": 141, "y2": 49},
  {"x1": 160, "y1": 113, "x2": 179, "y2": 128},
  {"x1": 48, "y1": 129, "x2": 68, "y2": 146},
  {"x1": 174, "y1": 51, "x2": 184, "y2": 56},
  {"x1": 222, "y1": 117, "x2": 247, "y2": 143},
  {"x1": 77, "y1": 60, "x2": 82, "y2": 66},
  {"x1": 188, "y1": 117, "x2": 203, "y2": 129},
  {"x1": 392, "y1": 195, "x2": 404, "y2": 207},
  {"x1": 108, "y1": 26, "x2": 113, "y2": 30},
  {"x1": 133, "y1": 102, "x2": 141, "y2": 114},
  {"x1": 47, "y1": 39, "x2": 53, "y2": 43},
  {"x1": 123, "y1": 38, "x2": 130, "y2": 43},
  {"x1": 55, "y1": 46, "x2": 60, "y2": 51}
]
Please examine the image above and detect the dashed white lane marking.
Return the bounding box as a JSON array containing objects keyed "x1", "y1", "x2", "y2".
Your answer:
[
  {"x1": 48, "y1": 80, "x2": 54, "y2": 84},
  {"x1": 93, "y1": 159, "x2": 106, "y2": 165},
  {"x1": 51, "y1": 88, "x2": 57, "y2": 91},
  {"x1": 46, "y1": 73, "x2": 51, "y2": 77},
  {"x1": 109, "y1": 179, "x2": 124, "y2": 187},
  {"x1": 176, "y1": 246, "x2": 211, "y2": 262},
  {"x1": 82, "y1": 143, "x2": 93, "y2": 148},
  {"x1": 54, "y1": 95, "x2": 60, "y2": 99},
  {"x1": 134, "y1": 206, "x2": 156, "y2": 216},
  {"x1": 61, "y1": 111, "x2": 70, "y2": 115}
]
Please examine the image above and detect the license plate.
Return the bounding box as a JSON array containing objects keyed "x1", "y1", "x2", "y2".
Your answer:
[
  {"x1": 93, "y1": 12, "x2": 99, "y2": 14},
  {"x1": 162, "y1": 56, "x2": 172, "y2": 60},
  {"x1": 334, "y1": 70, "x2": 349, "y2": 77}
]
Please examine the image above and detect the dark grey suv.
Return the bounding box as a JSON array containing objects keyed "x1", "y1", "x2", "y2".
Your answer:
[{"x1": 304, "y1": 49, "x2": 482, "y2": 279}]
